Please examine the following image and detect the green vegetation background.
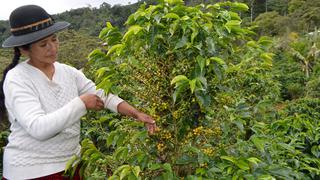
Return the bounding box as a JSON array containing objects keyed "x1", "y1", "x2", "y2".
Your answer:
[{"x1": 1, "y1": 0, "x2": 320, "y2": 178}]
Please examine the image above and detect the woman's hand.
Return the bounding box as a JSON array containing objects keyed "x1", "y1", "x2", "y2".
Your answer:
[
  {"x1": 135, "y1": 112, "x2": 157, "y2": 135},
  {"x1": 80, "y1": 94, "x2": 104, "y2": 110}
]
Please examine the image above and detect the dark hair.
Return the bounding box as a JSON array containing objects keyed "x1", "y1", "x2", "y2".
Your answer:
[{"x1": 0, "y1": 45, "x2": 30, "y2": 121}]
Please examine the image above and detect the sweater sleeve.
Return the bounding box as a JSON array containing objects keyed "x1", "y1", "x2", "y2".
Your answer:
[
  {"x1": 72, "y1": 67, "x2": 124, "y2": 113},
  {"x1": 4, "y1": 78, "x2": 87, "y2": 141}
]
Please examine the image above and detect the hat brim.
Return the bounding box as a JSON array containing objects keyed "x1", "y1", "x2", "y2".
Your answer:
[{"x1": 2, "y1": 21, "x2": 70, "y2": 48}]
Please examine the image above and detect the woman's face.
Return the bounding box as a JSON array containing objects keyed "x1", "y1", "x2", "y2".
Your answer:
[{"x1": 23, "y1": 34, "x2": 59, "y2": 65}]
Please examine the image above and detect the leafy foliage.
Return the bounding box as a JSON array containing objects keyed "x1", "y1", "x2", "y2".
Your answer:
[
  {"x1": 0, "y1": 130, "x2": 9, "y2": 176},
  {"x1": 254, "y1": 0, "x2": 320, "y2": 35},
  {"x1": 272, "y1": 30, "x2": 320, "y2": 100},
  {"x1": 66, "y1": 1, "x2": 308, "y2": 179},
  {"x1": 254, "y1": 11, "x2": 291, "y2": 36}
]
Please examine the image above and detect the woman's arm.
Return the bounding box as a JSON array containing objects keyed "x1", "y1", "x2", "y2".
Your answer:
[
  {"x1": 72, "y1": 67, "x2": 123, "y2": 113},
  {"x1": 117, "y1": 101, "x2": 157, "y2": 134},
  {"x1": 72, "y1": 67, "x2": 157, "y2": 134}
]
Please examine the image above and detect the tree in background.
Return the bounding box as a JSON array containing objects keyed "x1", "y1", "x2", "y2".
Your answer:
[
  {"x1": 266, "y1": 0, "x2": 288, "y2": 15},
  {"x1": 288, "y1": 0, "x2": 305, "y2": 14},
  {"x1": 289, "y1": 0, "x2": 320, "y2": 32},
  {"x1": 254, "y1": 11, "x2": 291, "y2": 36}
]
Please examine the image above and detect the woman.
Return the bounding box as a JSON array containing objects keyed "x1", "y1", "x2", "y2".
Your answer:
[{"x1": 0, "y1": 5, "x2": 156, "y2": 179}]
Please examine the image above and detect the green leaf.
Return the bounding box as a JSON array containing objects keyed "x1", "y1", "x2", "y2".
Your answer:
[
  {"x1": 175, "y1": 36, "x2": 188, "y2": 49},
  {"x1": 196, "y1": 56, "x2": 206, "y2": 74},
  {"x1": 221, "y1": 156, "x2": 236, "y2": 163},
  {"x1": 154, "y1": 14, "x2": 162, "y2": 23},
  {"x1": 203, "y1": 22, "x2": 213, "y2": 33},
  {"x1": 261, "y1": 53, "x2": 274, "y2": 68},
  {"x1": 198, "y1": 151, "x2": 207, "y2": 164},
  {"x1": 169, "y1": 20, "x2": 179, "y2": 36},
  {"x1": 229, "y1": 12, "x2": 241, "y2": 20},
  {"x1": 91, "y1": 152, "x2": 102, "y2": 161},
  {"x1": 195, "y1": 90, "x2": 211, "y2": 106},
  {"x1": 99, "y1": 22, "x2": 114, "y2": 38},
  {"x1": 311, "y1": 145, "x2": 320, "y2": 158},
  {"x1": 145, "y1": 5, "x2": 158, "y2": 20},
  {"x1": 163, "y1": 163, "x2": 172, "y2": 172},
  {"x1": 268, "y1": 167, "x2": 295, "y2": 178},
  {"x1": 227, "y1": 166, "x2": 233, "y2": 174},
  {"x1": 133, "y1": 6, "x2": 146, "y2": 21},
  {"x1": 233, "y1": 120, "x2": 244, "y2": 133},
  {"x1": 278, "y1": 143, "x2": 295, "y2": 153},
  {"x1": 260, "y1": 53, "x2": 274, "y2": 61},
  {"x1": 191, "y1": 26, "x2": 199, "y2": 43},
  {"x1": 225, "y1": 20, "x2": 241, "y2": 33},
  {"x1": 109, "y1": 175, "x2": 120, "y2": 180},
  {"x1": 206, "y1": 4, "x2": 220, "y2": 10},
  {"x1": 231, "y1": 2, "x2": 249, "y2": 11},
  {"x1": 99, "y1": 27, "x2": 110, "y2": 40},
  {"x1": 95, "y1": 67, "x2": 110, "y2": 78},
  {"x1": 226, "y1": 20, "x2": 242, "y2": 27},
  {"x1": 163, "y1": 12, "x2": 180, "y2": 19},
  {"x1": 107, "y1": 131, "x2": 117, "y2": 147},
  {"x1": 197, "y1": 76, "x2": 207, "y2": 89},
  {"x1": 83, "y1": 150, "x2": 95, "y2": 160},
  {"x1": 106, "y1": 21, "x2": 113, "y2": 28},
  {"x1": 209, "y1": 57, "x2": 225, "y2": 65},
  {"x1": 165, "y1": 0, "x2": 184, "y2": 5},
  {"x1": 247, "y1": 157, "x2": 261, "y2": 165},
  {"x1": 181, "y1": 15, "x2": 190, "y2": 21},
  {"x1": 116, "y1": 133, "x2": 127, "y2": 147},
  {"x1": 99, "y1": 23, "x2": 123, "y2": 45},
  {"x1": 257, "y1": 175, "x2": 276, "y2": 180},
  {"x1": 194, "y1": 43, "x2": 203, "y2": 51},
  {"x1": 247, "y1": 41, "x2": 259, "y2": 48},
  {"x1": 132, "y1": 166, "x2": 141, "y2": 178},
  {"x1": 96, "y1": 76, "x2": 113, "y2": 94},
  {"x1": 173, "y1": 83, "x2": 188, "y2": 103},
  {"x1": 69, "y1": 160, "x2": 80, "y2": 178},
  {"x1": 163, "y1": 172, "x2": 174, "y2": 180},
  {"x1": 123, "y1": 25, "x2": 143, "y2": 41},
  {"x1": 196, "y1": 168, "x2": 205, "y2": 175},
  {"x1": 258, "y1": 36, "x2": 273, "y2": 47},
  {"x1": 65, "y1": 155, "x2": 78, "y2": 172},
  {"x1": 176, "y1": 154, "x2": 197, "y2": 165},
  {"x1": 170, "y1": 75, "x2": 189, "y2": 85},
  {"x1": 130, "y1": 131, "x2": 148, "y2": 143},
  {"x1": 88, "y1": 49, "x2": 108, "y2": 62},
  {"x1": 136, "y1": 153, "x2": 147, "y2": 164},
  {"x1": 115, "y1": 147, "x2": 128, "y2": 160},
  {"x1": 120, "y1": 166, "x2": 131, "y2": 180},
  {"x1": 206, "y1": 37, "x2": 216, "y2": 54},
  {"x1": 149, "y1": 163, "x2": 162, "y2": 170},
  {"x1": 232, "y1": 175, "x2": 239, "y2": 180},
  {"x1": 127, "y1": 174, "x2": 138, "y2": 180},
  {"x1": 107, "y1": 44, "x2": 124, "y2": 56},
  {"x1": 189, "y1": 79, "x2": 197, "y2": 93},
  {"x1": 251, "y1": 136, "x2": 266, "y2": 152},
  {"x1": 235, "y1": 160, "x2": 250, "y2": 170},
  {"x1": 114, "y1": 165, "x2": 130, "y2": 176}
]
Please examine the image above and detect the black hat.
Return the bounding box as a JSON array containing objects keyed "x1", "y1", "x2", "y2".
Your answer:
[{"x1": 2, "y1": 5, "x2": 70, "y2": 48}]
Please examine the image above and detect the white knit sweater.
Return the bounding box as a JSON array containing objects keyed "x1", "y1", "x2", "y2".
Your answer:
[{"x1": 2, "y1": 60, "x2": 123, "y2": 179}]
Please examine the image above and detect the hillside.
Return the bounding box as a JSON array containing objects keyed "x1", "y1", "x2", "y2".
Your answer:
[{"x1": 2, "y1": 0, "x2": 318, "y2": 43}]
